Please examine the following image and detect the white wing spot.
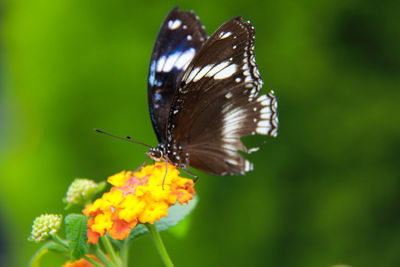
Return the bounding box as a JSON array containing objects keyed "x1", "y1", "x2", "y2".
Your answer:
[
  {"x1": 162, "y1": 53, "x2": 180, "y2": 72},
  {"x1": 214, "y1": 64, "x2": 237, "y2": 79},
  {"x1": 260, "y1": 112, "x2": 271, "y2": 119},
  {"x1": 175, "y1": 48, "x2": 196, "y2": 70},
  {"x1": 256, "y1": 127, "x2": 269, "y2": 135},
  {"x1": 186, "y1": 67, "x2": 200, "y2": 83},
  {"x1": 225, "y1": 92, "x2": 233, "y2": 99},
  {"x1": 257, "y1": 95, "x2": 268, "y2": 102},
  {"x1": 248, "y1": 147, "x2": 260, "y2": 153},
  {"x1": 206, "y1": 61, "x2": 230, "y2": 77},
  {"x1": 156, "y1": 56, "x2": 167, "y2": 72},
  {"x1": 183, "y1": 25, "x2": 187, "y2": 29},
  {"x1": 257, "y1": 120, "x2": 270, "y2": 128},
  {"x1": 222, "y1": 106, "x2": 246, "y2": 140},
  {"x1": 168, "y1": 19, "x2": 182, "y2": 30},
  {"x1": 244, "y1": 160, "x2": 254, "y2": 171},
  {"x1": 219, "y1": 32, "x2": 232, "y2": 39},
  {"x1": 192, "y1": 64, "x2": 214, "y2": 82},
  {"x1": 158, "y1": 48, "x2": 196, "y2": 73},
  {"x1": 233, "y1": 45, "x2": 237, "y2": 49},
  {"x1": 187, "y1": 35, "x2": 192, "y2": 41},
  {"x1": 235, "y1": 77, "x2": 241, "y2": 83}
]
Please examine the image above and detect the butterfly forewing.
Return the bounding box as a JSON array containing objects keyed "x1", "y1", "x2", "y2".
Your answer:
[
  {"x1": 166, "y1": 17, "x2": 279, "y2": 175},
  {"x1": 147, "y1": 7, "x2": 207, "y2": 143}
]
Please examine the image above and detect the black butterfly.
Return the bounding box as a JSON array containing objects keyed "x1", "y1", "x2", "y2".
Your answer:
[{"x1": 146, "y1": 7, "x2": 278, "y2": 176}]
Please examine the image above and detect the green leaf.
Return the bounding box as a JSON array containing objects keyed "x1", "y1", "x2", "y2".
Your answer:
[
  {"x1": 65, "y1": 214, "x2": 88, "y2": 262},
  {"x1": 126, "y1": 195, "x2": 198, "y2": 242},
  {"x1": 28, "y1": 241, "x2": 68, "y2": 267},
  {"x1": 156, "y1": 194, "x2": 198, "y2": 231}
]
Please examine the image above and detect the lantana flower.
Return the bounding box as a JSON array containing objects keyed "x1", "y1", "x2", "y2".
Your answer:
[
  {"x1": 83, "y1": 162, "x2": 196, "y2": 244},
  {"x1": 61, "y1": 255, "x2": 101, "y2": 267}
]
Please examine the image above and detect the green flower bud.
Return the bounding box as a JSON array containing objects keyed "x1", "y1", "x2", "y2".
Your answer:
[
  {"x1": 64, "y1": 179, "x2": 104, "y2": 209},
  {"x1": 28, "y1": 214, "x2": 62, "y2": 242}
]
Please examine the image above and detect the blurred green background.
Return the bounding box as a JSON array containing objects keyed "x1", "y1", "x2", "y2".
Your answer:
[{"x1": 1, "y1": 0, "x2": 400, "y2": 266}]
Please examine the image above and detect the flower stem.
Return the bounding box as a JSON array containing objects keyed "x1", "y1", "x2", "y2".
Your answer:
[
  {"x1": 51, "y1": 234, "x2": 69, "y2": 250},
  {"x1": 95, "y1": 243, "x2": 116, "y2": 267},
  {"x1": 145, "y1": 223, "x2": 174, "y2": 267},
  {"x1": 100, "y1": 235, "x2": 120, "y2": 266},
  {"x1": 83, "y1": 255, "x2": 104, "y2": 267},
  {"x1": 120, "y1": 239, "x2": 129, "y2": 267}
]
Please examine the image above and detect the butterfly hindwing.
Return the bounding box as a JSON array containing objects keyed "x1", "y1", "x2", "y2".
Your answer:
[
  {"x1": 166, "y1": 17, "x2": 278, "y2": 175},
  {"x1": 147, "y1": 7, "x2": 207, "y2": 143}
]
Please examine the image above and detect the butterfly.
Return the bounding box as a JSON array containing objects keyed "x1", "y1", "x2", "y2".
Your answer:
[{"x1": 145, "y1": 7, "x2": 278, "y2": 177}]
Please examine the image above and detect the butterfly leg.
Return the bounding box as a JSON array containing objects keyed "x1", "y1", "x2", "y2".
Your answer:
[
  {"x1": 162, "y1": 157, "x2": 168, "y2": 190},
  {"x1": 133, "y1": 156, "x2": 150, "y2": 172},
  {"x1": 182, "y1": 168, "x2": 199, "y2": 183}
]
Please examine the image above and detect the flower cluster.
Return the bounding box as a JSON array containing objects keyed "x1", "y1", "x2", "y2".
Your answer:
[
  {"x1": 28, "y1": 214, "x2": 62, "y2": 242},
  {"x1": 83, "y1": 162, "x2": 195, "y2": 244}
]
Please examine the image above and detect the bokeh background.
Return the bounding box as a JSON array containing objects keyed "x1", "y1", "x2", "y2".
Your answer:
[{"x1": 1, "y1": 0, "x2": 400, "y2": 266}]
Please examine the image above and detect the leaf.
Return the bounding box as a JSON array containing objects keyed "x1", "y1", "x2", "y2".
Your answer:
[
  {"x1": 65, "y1": 214, "x2": 88, "y2": 262},
  {"x1": 28, "y1": 241, "x2": 68, "y2": 267},
  {"x1": 156, "y1": 194, "x2": 198, "y2": 231},
  {"x1": 126, "y1": 195, "x2": 198, "y2": 242}
]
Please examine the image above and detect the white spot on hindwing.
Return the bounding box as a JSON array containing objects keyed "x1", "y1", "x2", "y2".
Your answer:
[
  {"x1": 186, "y1": 61, "x2": 238, "y2": 83},
  {"x1": 168, "y1": 19, "x2": 182, "y2": 30},
  {"x1": 225, "y1": 92, "x2": 233, "y2": 99},
  {"x1": 219, "y1": 31, "x2": 232, "y2": 39},
  {"x1": 192, "y1": 65, "x2": 213, "y2": 82},
  {"x1": 222, "y1": 106, "x2": 246, "y2": 141},
  {"x1": 254, "y1": 93, "x2": 278, "y2": 136},
  {"x1": 244, "y1": 160, "x2": 254, "y2": 171},
  {"x1": 186, "y1": 67, "x2": 200, "y2": 83},
  {"x1": 206, "y1": 61, "x2": 230, "y2": 77},
  {"x1": 214, "y1": 64, "x2": 237, "y2": 79}
]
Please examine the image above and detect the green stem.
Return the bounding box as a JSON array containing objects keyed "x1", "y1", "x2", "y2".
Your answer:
[
  {"x1": 145, "y1": 223, "x2": 174, "y2": 267},
  {"x1": 95, "y1": 243, "x2": 116, "y2": 267},
  {"x1": 100, "y1": 235, "x2": 120, "y2": 266},
  {"x1": 83, "y1": 255, "x2": 104, "y2": 267},
  {"x1": 120, "y1": 239, "x2": 129, "y2": 267},
  {"x1": 51, "y1": 234, "x2": 69, "y2": 249}
]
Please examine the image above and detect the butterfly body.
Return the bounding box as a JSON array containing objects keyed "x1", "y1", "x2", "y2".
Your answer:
[{"x1": 146, "y1": 7, "x2": 278, "y2": 176}]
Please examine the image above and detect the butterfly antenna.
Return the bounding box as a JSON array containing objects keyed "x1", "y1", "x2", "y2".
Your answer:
[{"x1": 94, "y1": 128, "x2": 152, "y2": 148}]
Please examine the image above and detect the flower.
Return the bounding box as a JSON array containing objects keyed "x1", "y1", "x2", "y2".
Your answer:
[
  {"x1": 83, "y1": 162, "x2": 196, "y2": 244},
  {"x1": 64, "y1": 178, "x2": 104, "y2": 208},
  {"x1": 28, "y1": 214, "x2": 62, "y2": 242},
  {"x1": 61, "y1": 255, "x2": 100, "y2": 267}
]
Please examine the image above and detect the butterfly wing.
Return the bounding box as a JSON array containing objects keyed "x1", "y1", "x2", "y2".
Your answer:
[
  {"x1": 147, "y1": 7, "x2": 208, "y2": 143},
  {"x1": 166, "y1": 17, "x2": 278, "y2": 175}
]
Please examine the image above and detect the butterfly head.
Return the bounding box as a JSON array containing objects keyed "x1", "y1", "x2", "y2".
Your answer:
[{"x1": 146, "y1": 144, "x2": 165, "y2": 161}]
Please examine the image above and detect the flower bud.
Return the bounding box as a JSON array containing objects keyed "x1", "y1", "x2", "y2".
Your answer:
[
  {"x1": 64, "y1": 179, "x2": 104, "y2": 208},
  {"x1": 28, "y1": 214, "x2": 62, "y2": 242}
]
